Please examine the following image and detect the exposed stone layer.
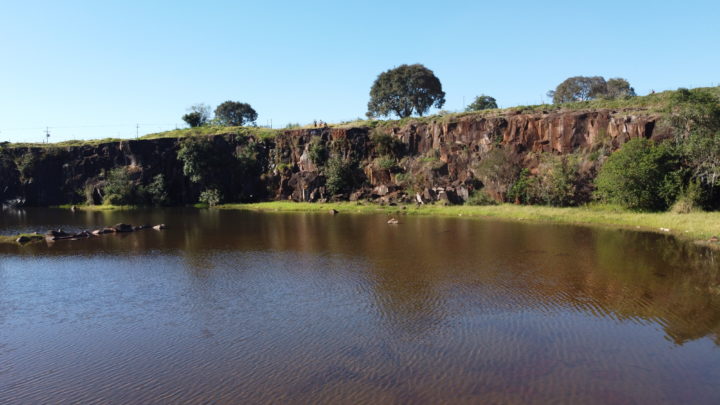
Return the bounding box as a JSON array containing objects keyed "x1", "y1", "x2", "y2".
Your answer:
[{"x1": 0, "y1": 109, "x2": 658, "y2": 206}]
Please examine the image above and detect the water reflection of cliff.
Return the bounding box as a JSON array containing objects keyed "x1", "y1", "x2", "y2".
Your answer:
[{"x1": 2, "y1": 209, "x2": 719, "y2": 345}]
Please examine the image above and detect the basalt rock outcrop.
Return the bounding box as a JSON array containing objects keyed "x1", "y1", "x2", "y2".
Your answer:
[{"x1": 0, "y1": 109, "x2": 659, "y2": 206}]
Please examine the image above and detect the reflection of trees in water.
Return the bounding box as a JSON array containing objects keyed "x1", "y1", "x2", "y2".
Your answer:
[
  {"x1": 512, "y1": 227, "x2": 720, "y2": 346},
  {"x1": 2, "y1": 209, "x2": 720, "y2": 345},
  {"x1": 590, "y1": 231, "x2": 720, "y2": 345},
  {"x1": 266, "y1": 216, "x2": 720, "y2": 346}
]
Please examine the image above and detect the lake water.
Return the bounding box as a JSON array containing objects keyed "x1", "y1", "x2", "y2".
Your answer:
[{"x1": 1, "y1": 208, "x2": 719, "y2": 404}]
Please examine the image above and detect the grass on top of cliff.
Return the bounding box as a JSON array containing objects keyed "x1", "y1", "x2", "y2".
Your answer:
[
  {"x1": 1, "y1": 126, "x2": 280, "y2": 149},
  {"x1": 219, "y1": 201, "x2": 720, "y2": 245},
  {"x1": 5, "y1": 86, "x2": 718, "y2": 148},
  {"x1": 331, "y1": 86, "x2": 720, "y2": 129},
  {"x1": 140, "y1": 125, "x2": 280, "y2": 140},
  {"x1": 3, "y1": 137, "x2": 126, "y2": 149}
]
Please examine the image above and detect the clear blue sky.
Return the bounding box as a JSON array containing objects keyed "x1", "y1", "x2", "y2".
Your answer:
[{"x1": 1, "y1": 0, "x2": 718, "y2": 143}]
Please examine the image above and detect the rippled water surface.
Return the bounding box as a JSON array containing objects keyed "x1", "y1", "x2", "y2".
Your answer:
[{"x1": 1, "y1": 208, "x2": 719, "y2": 404}]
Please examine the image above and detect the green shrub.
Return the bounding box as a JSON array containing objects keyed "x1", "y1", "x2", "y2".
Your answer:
[
  {"x1": 472, "y1": 148, "x2": 520, "y2": 202},
  {"x1": 507, "y1": 168, "x2": 531, "y2": 204},
  {"x1": 669, "y1": 181, "x2": 703, "y2": 213},
  {"x1": 146, "y1": 174, "x2": 169, "y2": 206},
  {"x1": 177, "y1": 137, "x2": 217, "y2": 184},
  {"x1": 465, "y1": 189, "x2": 497, "y2": 205},
  {"x1": 371, "y1": 131, "x2": 404, "y2": 157},
  {"x1": 103, "y1": 167, "x2": 135, "y2": 205},
  {"x1": 394, "y1": 171, "x2": 412, "y2": 186},
  {"x1": 199, "y1": 188, "x2": 222, "y2": 207},
  {"x1": 324, "y1": 156, "x2": 355, "y2": 196},
  {"x1": 529, "y1": 156, "x2": 581, "y2": 206},
  {"x1": 374, "y1": 155, "x2": 397, "y2": 170},
  {"x1": 595, "y1": 138, "x2": 683, "y2": 211},
  {"x1": 308, "y1": 137, "x2": 328, "y2": 167}
]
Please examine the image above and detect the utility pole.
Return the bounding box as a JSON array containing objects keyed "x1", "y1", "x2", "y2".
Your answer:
[
  {"x1": 45, "y1": 127, "x2": 50, "y2": 144},
  {"x1": 136, "y1": 123, "x2": 139, "y2": 139}
]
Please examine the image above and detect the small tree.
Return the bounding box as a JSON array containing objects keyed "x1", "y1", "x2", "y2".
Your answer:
[
  {"x1": 466, "y1": 95, "x2": 498, "y2": 111},
  {"x1": 146, "y1": 174, "x2": 169, "y2": 205},
  {"x1": 199, "y1": 188, "x2": 221, "y2": 207},
  {"x1": 668, "y1": 88, "x2": 720, "y2": 207},
  {"x1": 177, "y1": 137, "x2": 217, "y2": 184},
  {"x1": 595, "y1": 138, "x2": 683, "y2": 211},
  {"x1": 324, "y1": 156, "x2": 355, "y2": 196},
  {"x1": 367, "y1": 64, "x2": 446, "y2": 118},
  {"x1": 529, "y1": 155, "x2": 581, "y2": 206},
  {"x1": 182, "y1": 103, "x2": 211, "y2": 127},
  {"x1": 103, "y1": 167, "x2": 135, "y2": 205},
  {"x1": 472, "y1": 148, "x2": 520, "y2": 202},
  {"x1": 215, "y1": 101, "x2": 258, "y2": 126}
]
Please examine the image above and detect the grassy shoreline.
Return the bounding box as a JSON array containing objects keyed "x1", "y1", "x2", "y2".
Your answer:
[{"x1": 219, "y1": 202, "x2": 720, "y2": 247}]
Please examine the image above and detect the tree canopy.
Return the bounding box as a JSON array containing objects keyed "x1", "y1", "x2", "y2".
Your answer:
[
  {"x1": 214, "y1": 101, "x2": 258, "y2": 126},
  {"x1": 547, "y1": 76, "x2": 635, "y2": 104},
  {"x1": 182, "y1": 103, "x2": 211, "y2": 128},
  {"x1": 466, "y1": 95, "x2": 498, "y2": 111},
  {"x1": 367, "y1": 64, "x2": 446, "y2": 118},
  {"x1": 605, "y1": 78, "x2": 636, "y2": 99}
]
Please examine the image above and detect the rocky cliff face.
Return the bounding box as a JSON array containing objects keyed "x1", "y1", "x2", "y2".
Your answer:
[{"x1": 0, "y1": 109, "x2": 659, "y2": 206}]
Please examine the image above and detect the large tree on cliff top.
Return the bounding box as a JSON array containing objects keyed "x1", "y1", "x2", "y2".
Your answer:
[
  {"x1": 605, "y1": 78, "x2": 636, "y2": 99},
  {"x1": 547, "y1": 76, "x2": 636, "y2": 104},
  {"x1": 214, "y1": 101, "x2": 258, "y2": 126},
  {"x1": 547, "y1": 76, "x2": 608, "y2": 104},
  {"x1": 367, "y1": 64, "x2": 446, "y2": 118}
]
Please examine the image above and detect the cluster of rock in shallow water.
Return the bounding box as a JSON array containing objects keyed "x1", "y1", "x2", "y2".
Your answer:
[{"x1": 14, "y1": 223, "x2": 166, "y2": 244}]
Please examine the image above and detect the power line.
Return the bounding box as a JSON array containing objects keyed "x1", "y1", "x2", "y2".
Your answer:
[{"x1": 0, "y1": 123, "x2": 179, "y2": 132}]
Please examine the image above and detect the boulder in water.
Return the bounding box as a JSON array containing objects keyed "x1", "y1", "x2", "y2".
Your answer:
[
  {"x1": 45, "y1": 229, "x2": 71, "y2": 241},
  {"x1": 114, "y1": 224, "x2": 134, "y2": 233}
]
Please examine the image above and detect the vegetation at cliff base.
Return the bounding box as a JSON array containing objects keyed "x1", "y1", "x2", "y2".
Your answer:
[
  {"x1": 324, "y1": 156, "x2": 356, "y2": 196},
  {"x1": 595, "y1": 138, "x2": 682, "y2": 211}
]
